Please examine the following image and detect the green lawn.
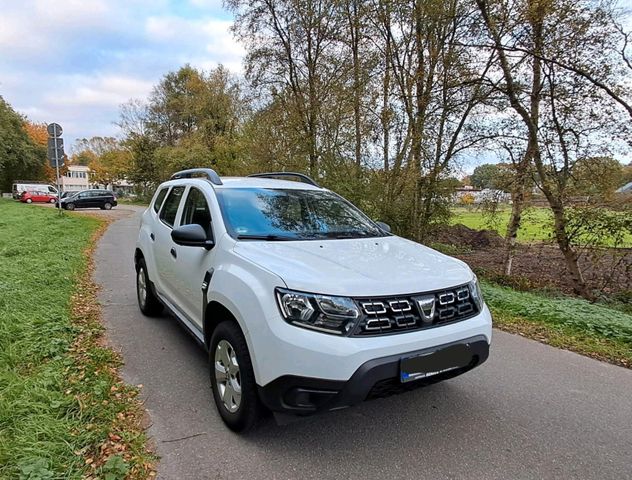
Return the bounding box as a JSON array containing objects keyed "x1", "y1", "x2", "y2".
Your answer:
[
  {"x1": 482, "y1": 281, "x2": 632, "y2": 367},
  {"x1": 0, "y1": 200, "x2": 152, "y2": 479},
  {"x1": 452, "y1": 206, "x2": 632, "y2": 247},
  {"x1": 452, "y1": 207, "x2": 552, "y2": 242}
]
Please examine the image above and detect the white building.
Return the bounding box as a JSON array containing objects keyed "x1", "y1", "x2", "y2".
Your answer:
[
  {"x1": 60, "y1": 165, "x2": 90, "y2": 192},
  {"x1": 60, "y1": 165, "x2": 135, "y2": 195}
]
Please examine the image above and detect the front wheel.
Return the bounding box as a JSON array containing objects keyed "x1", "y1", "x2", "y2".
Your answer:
[
  {"x1": 66, "y1": 203, "x2": 75, "y2": 210},
  {"x1": 210, "y1": 322, "x2": 263, "y2": 432},
  {"x1": 26, "y1": 198, "x2": 32, "y2": 203},
  {"x1": 49, "y1": 198, "x2": 56, "y2": 203}
]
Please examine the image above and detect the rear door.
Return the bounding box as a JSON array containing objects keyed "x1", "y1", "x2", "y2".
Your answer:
[{"x1": 87, "y1": 191, "x2": 102, "y2": 208}]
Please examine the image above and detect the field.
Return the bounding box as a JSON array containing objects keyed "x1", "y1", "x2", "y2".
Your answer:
[
  {"x1": 0, "y1": 200, "x2": 153, "y2": 479},
  {"x1": 441, "y1": 205, "x2": 632, "y2": 365},
  {"x1": 452, "y1": 206, "x2": 632, "y2": 247},
  {"x1": 452, "y1": 207, "x2": 552, "y2": 242}
]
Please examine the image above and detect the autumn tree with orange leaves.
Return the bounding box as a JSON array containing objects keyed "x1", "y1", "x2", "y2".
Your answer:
[
  {"x1": 23, "y1": 120, "x2": 69, "y2": 183},
  {"x1": 0, "y1": 97, "x2": 48, "y2": 192}
]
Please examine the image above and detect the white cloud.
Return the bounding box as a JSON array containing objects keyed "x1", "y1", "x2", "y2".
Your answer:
[
  {"x1": 33, "y1": 0, "x2": 110, "y2": 27},
  {"x1": 144, "y1": 15, "x2": 244, "y2": 71},
  {"x1": 187, "y1": 0, "x2": 224, "y2": 9},
  {"x1": 45, "y1": 75, "x2": 154, "y2": 108},
  {"x1": 0, "y1": 0, "x2": 117, "y2": 55},
  {"x1": 0, "y1": 0, "x2": 245, "y2": 143}
]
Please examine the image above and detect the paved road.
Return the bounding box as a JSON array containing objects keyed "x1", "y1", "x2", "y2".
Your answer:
[{"x1": 94, "y1": 210, "x2": 632, "y2": 480}]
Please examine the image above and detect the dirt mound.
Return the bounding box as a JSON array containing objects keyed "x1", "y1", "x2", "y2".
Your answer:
[{"x1": 433, "y1": 224, "x2": 505, "y2": 249}]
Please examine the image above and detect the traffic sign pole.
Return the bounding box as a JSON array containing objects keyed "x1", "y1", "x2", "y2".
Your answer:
[
  {"x1": 54, "y1": 137, "x2": 61, "y2": 213},
  {"x1": 47, "y1": 123, "x2": 64, "y2": 214}
]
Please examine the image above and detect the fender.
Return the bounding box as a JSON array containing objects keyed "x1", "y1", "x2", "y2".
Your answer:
[{"x1": 207, "y1": 260, "x2": 286, "y2": 383}]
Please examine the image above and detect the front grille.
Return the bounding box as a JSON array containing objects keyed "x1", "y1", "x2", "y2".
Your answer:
[{"x1": 352, "y1": 284, "x2": 478, "y2": 336}]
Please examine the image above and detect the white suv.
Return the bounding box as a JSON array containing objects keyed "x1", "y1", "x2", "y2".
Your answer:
[{"x1": 135, "y1": 168, "x2": 492, "y2": 431}]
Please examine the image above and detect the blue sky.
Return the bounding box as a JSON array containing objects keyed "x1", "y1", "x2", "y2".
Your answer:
[{"x1": 0, "y1": 0, "x2": 244, "y2": 151}]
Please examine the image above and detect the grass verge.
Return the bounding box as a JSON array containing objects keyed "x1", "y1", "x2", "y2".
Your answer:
[
  {"x1": 482, "y1": 281, "x2": 632, "y2": 368},
  {"x1": 0, "y1": 199, "x2": 155, "y2": 479}
]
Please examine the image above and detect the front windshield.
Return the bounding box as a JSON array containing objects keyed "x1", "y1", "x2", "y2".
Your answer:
[{"x1": 216, "y1": 188, "x2": 385, "y2": 240}]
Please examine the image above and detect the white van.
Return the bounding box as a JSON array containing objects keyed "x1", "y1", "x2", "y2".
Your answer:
[{"x1": 12, "y1": 182, "x2": 58, "y2": 199}]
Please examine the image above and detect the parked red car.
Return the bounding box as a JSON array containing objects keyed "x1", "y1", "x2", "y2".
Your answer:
[{"x1": 19, "y1": 190, "x2": 58, "y2": 204}]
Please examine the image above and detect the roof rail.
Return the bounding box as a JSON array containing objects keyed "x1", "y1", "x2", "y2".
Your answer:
[
  {"x1": 170, "y1": 168, "x2": 223, "y2": 185},
  {"x1": 248, "y1": 172, "x2": 320, "y2": 188}
]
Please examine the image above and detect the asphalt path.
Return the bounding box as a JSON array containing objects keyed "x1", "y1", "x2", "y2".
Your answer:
[{"x1": 94, "y1": 209, "x2": 632, "y2": 480}]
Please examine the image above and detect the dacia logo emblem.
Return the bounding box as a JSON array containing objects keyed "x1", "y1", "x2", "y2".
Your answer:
[{"x1": 415, "y1": 295, "x2": 436, "y2": 324}]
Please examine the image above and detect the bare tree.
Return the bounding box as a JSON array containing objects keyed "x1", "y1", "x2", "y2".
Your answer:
[{"x1": 475, "y1": 0, "x2": 631, "y2": 298}]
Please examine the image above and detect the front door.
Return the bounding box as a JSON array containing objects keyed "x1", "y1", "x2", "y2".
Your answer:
[
  {"x1": 170, "y1": 186, "x2": 216, "y2": 328},
  {"x1": 75, "y1": 192, "x2": 90, "y2": 207}
]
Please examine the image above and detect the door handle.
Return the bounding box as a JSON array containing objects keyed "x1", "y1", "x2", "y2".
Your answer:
[
  {"x1": 150, "y1": 233, "x2": 155, "y2": 241},
  {"x1": 170, "y1": 247, "x2": 177, "y2": 259}
]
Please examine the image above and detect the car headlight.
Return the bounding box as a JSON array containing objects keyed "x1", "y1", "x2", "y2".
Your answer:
[
  {"x1": 468, "y1": 275, "x2": 484, "y2": 311},
  {"x1": 276, "y1": 288, "x2": 360, "y2": 335}
]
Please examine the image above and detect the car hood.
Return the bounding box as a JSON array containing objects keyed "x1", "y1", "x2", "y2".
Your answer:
[{"x1": 233, "y1": 235, "x2": 473, "y2": 297}]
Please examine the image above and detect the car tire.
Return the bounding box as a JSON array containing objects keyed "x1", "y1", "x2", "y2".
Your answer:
[
  {"x1": 49, "y1": 198, "x2": 56, "y2": 203},
  {"x1": 103, "y1": 202, "x2": 112, "y2": 210},
  {"x1": 210, "y1": 321, "x2": 263, "y2": 432},
  {"x1": 26, "y1": 198, "x2": 32, "y2": 203},
  {"x1": 136, "y1": 258, "x2": 163, "y2": 316},
  {"x1": 66, "y1": 203, "x2": 75, "y2": 210}
]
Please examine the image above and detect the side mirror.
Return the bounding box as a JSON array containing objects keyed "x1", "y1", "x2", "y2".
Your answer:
[
  {"x1": 171, "y1": 224, "x2": 215, "y2": 250},
  {"x1": 376, "y1": 221, "x2": 391, "y2": 233}
]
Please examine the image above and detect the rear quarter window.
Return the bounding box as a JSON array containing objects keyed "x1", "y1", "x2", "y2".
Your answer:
[{"x1": 153, "y1": 187, "x2": 169, "y2": 213}]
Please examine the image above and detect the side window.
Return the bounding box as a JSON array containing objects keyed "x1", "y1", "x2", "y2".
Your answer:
[
  {"x1": 153, "y1": 187, "x2": 169, "y2": 213},
  {"x1": 180, "y1": 187, "x2": 212, "y2": 234},
  {"x1": 159, "y1": 186, "x2": 185, "y2": 227}
]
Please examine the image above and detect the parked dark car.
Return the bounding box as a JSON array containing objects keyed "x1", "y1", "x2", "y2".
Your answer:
[{"x1": 59, "y1": 189, "x2": 118, "y2": 210}]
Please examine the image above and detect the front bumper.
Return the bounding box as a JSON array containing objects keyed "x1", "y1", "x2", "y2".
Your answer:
[{"x1": 257, "y1": 334, "x2": 489, "y2": 414}]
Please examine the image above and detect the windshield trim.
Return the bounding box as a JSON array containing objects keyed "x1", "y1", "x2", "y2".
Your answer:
[{"x1": 215, "y1": 187, "x2": 389, "y2": 242}]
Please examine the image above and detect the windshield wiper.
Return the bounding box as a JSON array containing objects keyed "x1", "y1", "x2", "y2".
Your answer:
[
  {"x1": 236, "y1": 234, "x2": 296, "y2": 241},
  {"x1": 322, "y1": 231, "x2": 380, "y2": 239}
]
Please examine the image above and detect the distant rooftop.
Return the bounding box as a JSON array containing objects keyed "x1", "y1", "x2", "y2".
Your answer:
[{"x1": 616, "y1": 181, "x2": 632, "y2": 193}]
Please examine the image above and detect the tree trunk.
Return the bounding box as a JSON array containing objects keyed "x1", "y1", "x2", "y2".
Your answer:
[
  {"x1": 381, "y1": 13, "x2": 391, "y2": 173},
  {"x1": 351, "y1": 0, "x2": 362, "y2": 169},
  {"x1": 503, "y1": 151, "x2": 531, "y2": 275},
  {"x1": 548, "y1": 199, "x2": 593, "y2": 299}
]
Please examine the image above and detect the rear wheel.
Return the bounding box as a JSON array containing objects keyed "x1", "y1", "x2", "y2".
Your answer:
[
  {"x1": 103, "y1": 202, "x2": 112, "y2": 210},
  {"x1": 210, "y1": 322, "x2": 263, "y2": 432},
  {"x1": 136, "y1": 258, "x2": 163, "y2": 316}
]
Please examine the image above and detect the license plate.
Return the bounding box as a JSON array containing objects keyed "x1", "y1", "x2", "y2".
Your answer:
[{"x1": 400, "y1": 344, "x2": 472, "y2": 383}]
